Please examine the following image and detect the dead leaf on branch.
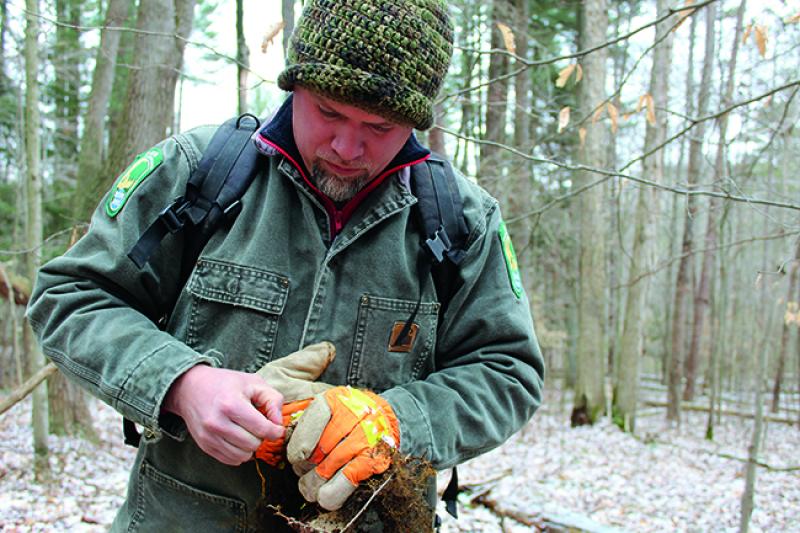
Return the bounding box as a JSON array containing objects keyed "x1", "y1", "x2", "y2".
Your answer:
[
  {"x1": 575, "y1": 64, "x2": 583, "y2": 82},
  {"x1": 742, "y1": 23, "x2": 753, "y2": 44},
  {"x1": 579, "y1": 127, "x2": 587, "y2": 147},
  {"x1": 607, "y1": 102, "x2": 619, "y2": 133},
  {"x1": 497, "y1": 22, "x2": 516, "y2": 55},
  {"x1": 753, "y1": 24, "x2": 768, "y2": 57},
  {"x1": 787, "y1": 12, "x2": 800, "y2": 24},
  {"x1": 556, "y1": 64, "x2": 576, "y2": 88},
  {"x1": 558, "y1": 107, "x2": 570, "y2": 133},
  {"x1": 672, "y1": 0, "x2": 696, "y2": 33},
  {"x1": 645, "y1": 95, "x2": 656, "y2": 126},
  {"x1": 591, "y1": 105, "x2": 604, "y2": 124},
  {"x1": 262, "y1": 21, "x2": 286, "y2": 53}
]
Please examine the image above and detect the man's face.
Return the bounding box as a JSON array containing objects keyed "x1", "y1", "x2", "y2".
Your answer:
[{"x1": 292, "y1": 87, "x2": 414, "y2": 202}]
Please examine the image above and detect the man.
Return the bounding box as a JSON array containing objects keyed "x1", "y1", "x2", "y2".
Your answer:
[{"x1": 27, "y1": 0, "x2": 544, "y2": 530}]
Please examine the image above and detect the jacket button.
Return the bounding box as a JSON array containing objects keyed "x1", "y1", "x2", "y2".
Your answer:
[{"x1": 361, "y1": 296, "x2": 369, "y2": 305}]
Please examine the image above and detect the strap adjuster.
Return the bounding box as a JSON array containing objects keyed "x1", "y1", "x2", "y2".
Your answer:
[
  {"x1": 424, "y1": 226, "x2": 452, "y2": 263},
  {"x1": 158, "y1": 197, "x2": 191, "y2": 234}
]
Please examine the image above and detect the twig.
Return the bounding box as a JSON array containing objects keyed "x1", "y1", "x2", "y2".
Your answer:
[{"x1": 341, "y1": 473, "x2": 395, "y2": 533}]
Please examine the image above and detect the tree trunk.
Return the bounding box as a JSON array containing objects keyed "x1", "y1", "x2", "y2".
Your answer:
[
  {"x1": 571, "y1": 0, "x2": 607, "y2": 426},
  {"x1": 74, "y1": 0, "x2": 130, "y2": 222},
  {"x1": 668, "y1": 1, "x2": 716, "y2": 421},
  {"x1": 613, "y1": 0, "x2": 674, "y2": 432},
  {"x1": 480, "y1": 0, "x2": 510, "y2": 176},
  {"x1": 282, "y1": 0, "x2": 295, "y2": 61},
  {"x1": 24, "y1": 0, "x2": 49, "y2": 479},
  {"x1": 236, "y1": 0, "x2": 249, "y2": 114},
  {"x1": 106, "y1": 0, "x2": 197, "y2": 176},
  {"x1": 52, "y1": 0, "x2": 83, "y2": 182}
]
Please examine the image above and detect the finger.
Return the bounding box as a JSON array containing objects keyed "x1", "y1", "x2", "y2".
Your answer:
[
  {"x1": 216, "y1": 420, "x2": 264, "y2": 452},
  {"x1": 230, "y1": 399, "x2": 284, "y2": 441},
  {"x1": 278, "y1": 341, "x2": 336, "y2": 380},
  {"x1": 286, "y1": 395, "x2": 333, "y2": 464},
  {"x1": 201, "y1": 435, "x2": 256, "y2": 466},
  {"x1": 317, "y1": 469, "x2": 359, "y2": 511},
  {"x1": 315, "y1": 428, "x2": 368, "y2": 480},
  {"x1": 250, "y1": 385, "x2": 284, "y2": 426},
  {"x1": 308, "y1": 396, "x2": 364, "y2": 465}
]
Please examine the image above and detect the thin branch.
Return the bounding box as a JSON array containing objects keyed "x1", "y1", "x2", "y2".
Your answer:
[
  {"x1": 15, "y1": 8, "x2": 274, "y2": 86},
  {"x1": 0, "y1": 362, "x2": 58, "y2": 416},
  {"x1": 0, "y1": 224, "x2": 88, "y2": 257},
  {"x1": 435, "y1": 127, "x2": 800, "y2": 217},
  {"x1": 439, "y1": 0, "x2": 715, "y2": 104},
  {"x1": 619, "y1": 79, "x2": 800, "y2": 173},
  {"x1": 611, "y1": 230, "x2": 798, "y2": 290}
]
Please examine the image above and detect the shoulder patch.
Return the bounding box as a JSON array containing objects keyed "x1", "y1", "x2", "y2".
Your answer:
[
  {"x1": 105, "y1": 148, "x2": 164, "y2": 217},
  {"x1": 498, "y1": 220, "x2": 523, "y2": 299}
]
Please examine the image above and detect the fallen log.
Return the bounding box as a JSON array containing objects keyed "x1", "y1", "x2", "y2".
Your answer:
[
  {"x1": 0, "y1": 362, "x2": 58, "y2": 416},
  {"x1": 643, "y1": 400, "x2": 795, "y2": 424}
]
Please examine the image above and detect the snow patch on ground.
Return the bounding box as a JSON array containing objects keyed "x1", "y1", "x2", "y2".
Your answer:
[{"x1": 1, "y1": 392, "x2": 798, "y2": 532}]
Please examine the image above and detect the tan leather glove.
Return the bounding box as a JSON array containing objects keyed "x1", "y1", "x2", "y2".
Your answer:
[
  {"x1": 254, "y1": 342, "x2": 336, "y2": 466},
  {"x1": 256, "y1": 341, "x2": 336, "y2": 402}
]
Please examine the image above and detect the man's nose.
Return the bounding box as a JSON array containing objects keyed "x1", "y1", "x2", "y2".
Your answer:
[{"x1": 330, "y1": 127, "x2": 364, "y2": 162}]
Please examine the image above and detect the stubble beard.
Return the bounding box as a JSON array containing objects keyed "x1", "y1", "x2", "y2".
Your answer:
[{"x1": 310, "y1": 162, "x2": 372, "y2": 202}]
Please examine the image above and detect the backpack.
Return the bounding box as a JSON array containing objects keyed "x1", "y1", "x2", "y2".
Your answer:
[{"x1": 125, "y1": 113, "x2": 465, "y2": 518}]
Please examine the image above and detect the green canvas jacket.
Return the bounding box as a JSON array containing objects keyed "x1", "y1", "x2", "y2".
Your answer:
[{"x1": 27, "y1": 101, "x2": 544, "y2": 532}]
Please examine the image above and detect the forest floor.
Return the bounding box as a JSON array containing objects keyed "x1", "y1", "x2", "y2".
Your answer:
[{"x1": 0, "y1": 389, "x2": 798, "y2": 532}]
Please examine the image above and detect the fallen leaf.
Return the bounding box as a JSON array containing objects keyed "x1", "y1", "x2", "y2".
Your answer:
[
  {"x1": 607, "y1": 102, "x2": 619, "y2": 133},
  {"x1": 262, "y1": 21, "x2": 286, "y2": 53},
  {"x1": 497, "y1": 22, "x2": 516, "y2": 55},
  {"x1": 556, "y1": 64, "x2": 576, "y2": 88},
  {"x1": 558, "y1": 106, "x2": 570, "y2": 133}
]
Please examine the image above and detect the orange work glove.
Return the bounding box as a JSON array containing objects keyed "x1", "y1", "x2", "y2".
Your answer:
[
  {"x1": 255, "y1": 398, "x2": 312, "y2": 466},
  {"x1": 286, "y1": 386, "x2": 400, "y2": 511}
]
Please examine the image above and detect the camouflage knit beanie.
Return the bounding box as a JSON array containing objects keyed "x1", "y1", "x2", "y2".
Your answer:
[{"x1": 277, "y1": 0, "x2": 453, "y2": 130}]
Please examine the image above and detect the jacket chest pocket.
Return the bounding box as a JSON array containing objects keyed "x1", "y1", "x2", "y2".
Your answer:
[
  {"x1": 186, "y1": 259, "x2": 289, "y2": 371},
  {"x1": 349, "y1": 294, "x2": 439, "y2": 392}
]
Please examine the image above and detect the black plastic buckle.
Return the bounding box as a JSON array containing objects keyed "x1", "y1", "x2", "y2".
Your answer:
[
  {"x1": 424, "y1": 226, "x2": 452, "y2": 263},
  {"x1": 158, "y1": 197, "x2": 191, "y2": 234}
]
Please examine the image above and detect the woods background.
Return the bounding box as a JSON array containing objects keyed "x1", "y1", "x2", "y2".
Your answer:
[{"x1": 0, "y1": 0, "x2": 798, "y2": 530}]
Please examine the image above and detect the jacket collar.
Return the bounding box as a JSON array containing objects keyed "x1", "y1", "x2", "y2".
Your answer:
[{"x1": 253, "y1": 95, "x2": 430, "y2": 239}]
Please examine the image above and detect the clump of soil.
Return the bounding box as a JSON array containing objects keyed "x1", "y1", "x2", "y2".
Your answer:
[{"x1": 255, "y1": 448, "x2": 436, "y2": 532}]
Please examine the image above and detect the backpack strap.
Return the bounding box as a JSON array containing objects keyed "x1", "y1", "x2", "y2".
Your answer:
[
  {"x1": 127, "y1": 114, "x2": 262, "y2": 273},
  {"x1": 123, "y1": 114, "x2": 263, "y2": 448}
]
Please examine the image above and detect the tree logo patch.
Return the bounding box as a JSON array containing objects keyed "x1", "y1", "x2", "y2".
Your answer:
[
  {"x1": 105, "y1": 148, "x2": 164, "y2": 217},
  {"x1": 498, "y1": 220, "x2": 523, "y2": 299}
]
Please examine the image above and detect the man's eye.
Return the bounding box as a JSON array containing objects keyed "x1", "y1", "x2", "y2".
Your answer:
[
  {"x1": 319, "y1": 107, "x2": 339, "y2": 118},
  {"x1": 370, "y1": 124, "x2": 392, "y2": 134}
]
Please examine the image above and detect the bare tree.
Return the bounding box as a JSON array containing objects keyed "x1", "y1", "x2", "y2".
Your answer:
[
  {"x1": 105, "y1": 0, "x2": 197, "y2": 175},
  {"x1": 571, "y1": 0, "x2": 608, "y2": 426},
  {"x1": 614, "y1": 0, "x2": 675, "y2": 432},
  {"x1": 668, "y1": 1, "x2": 716, "y2": 421},
  {"x1": 24, "y1": 0, "x2": 49, "y2": 480}
]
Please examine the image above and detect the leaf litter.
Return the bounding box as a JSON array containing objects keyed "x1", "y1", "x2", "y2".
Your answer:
[{"x1": 1, "y1": 391, "x2": 798, "y2": 532}]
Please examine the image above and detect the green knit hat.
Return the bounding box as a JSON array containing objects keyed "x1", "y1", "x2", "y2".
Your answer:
[{"x1": 278, "y1": 0, "x2": 454, "y2": 130}]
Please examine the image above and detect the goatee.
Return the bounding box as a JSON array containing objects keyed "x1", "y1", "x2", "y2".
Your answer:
[{"x1": 311, "y1": 163, "x2": 371, "y2": 202}]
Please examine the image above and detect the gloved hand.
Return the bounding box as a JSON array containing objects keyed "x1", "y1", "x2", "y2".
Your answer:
[
  {"x1": 286, "y1": 386, "x2": 400, "y2": 511},
  {"x1": 256, "y1": 341, "x2": 336, "y2": 402},
  {"x1": 255, "y1": 398, "x2": 311, "y2": 466},
  {"x1": 253, "y1": 342, "x2": 336, "y2": 466}
]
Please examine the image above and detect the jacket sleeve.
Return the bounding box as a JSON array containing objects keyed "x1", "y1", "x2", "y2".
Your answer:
[
  {"x1": 26, "y1": 128, "x2": 221, "y2": 441},
  {"x1": 382, "y1": 198, "x2": 545, "y2": 470}
]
